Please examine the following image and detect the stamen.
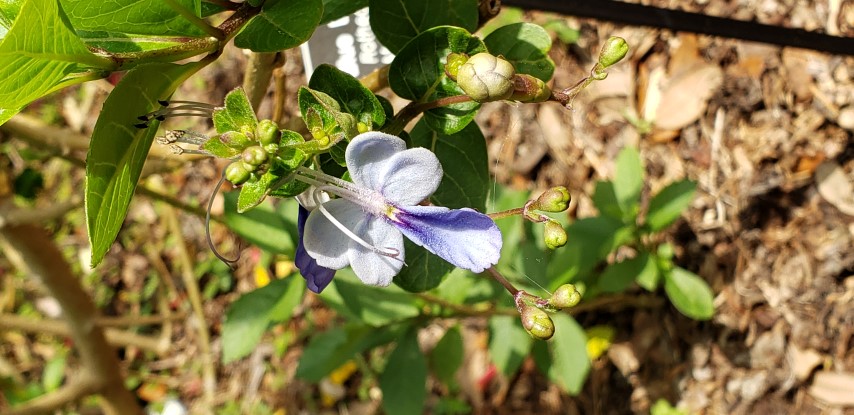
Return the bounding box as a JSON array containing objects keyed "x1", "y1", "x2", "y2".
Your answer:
[{"x1": 311, "y1": 188, "x2": 402, "y2": 261}]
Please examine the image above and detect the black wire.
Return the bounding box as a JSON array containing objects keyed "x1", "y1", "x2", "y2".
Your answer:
[{"x1": 503, "y1": 0, "x2": 854, "y2": 56}]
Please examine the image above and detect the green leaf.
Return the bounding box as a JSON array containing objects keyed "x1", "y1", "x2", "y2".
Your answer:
[
  {"x1": 591, "y1": 181, "x2": 624, "y2": 221},
  {"x1": 612, "y1": 146, "x2": 644, "y2": 219},
  {"x1": 388, "y1": 26, "x2": 485, "y2": 134},
  {"x1": 86, "y1": 61, "x2": 205, "y2": 266},
  {"x1": 334, "y1": 271, "x2": 420, "y2": 326},
  {"x1": 61, "y1": 0, "x2": 204, "y2": 36},
  {"x1": 320, "y1": 0, "x2": 367, "y2": 25},
  {"x1": 298, "y1": 86, "x2": 358, "y2": 142},
  {"x1": 0, "y1": 0, "x2": 23, "y2": 39},
  {"x1": 77, "y1": 33, "x2": 199, "y2": 55},
  {"x1": 368, "y1": 0, "x2": 478, "y2": 54},
  {"x1": 410, "y1": 119, "x2": 488, "y2": 211},
  {"x1": 0, "y1": 0, "x2": 113, "y2": 124},
  {"x1": 548, "y1": 313, "x2": 590, "y2": 395},
  {"x1": 635, "y1": 251, "x2": 661, "y2": 291},
  {"x1": 664, "y1": 267, "x2": 714, "y2": 320},
  {"x1": 308, "y1": 64, "x2": 385, "y2": 128},
  {"x1": 429, "y1": 325, "x2": 463, "y2": 386},
  {"x1": 483, "y1": 22, "x2": 555, "y2": 82},
  {"x1": 380, "y1": 328, "x2": 427, "y2": 415},
  {"x1": 42, "y1": 353, "x2": 66, "y2": 392},
  {"x1": 235, "y1": 0, "x2": 322, "y2": 52},
  {"x1": 222, "y1": 191, "x2": 296, "y2": 255},
  {"x1": 645, "y1": 180, "x2": 697, "y2": 231},
  {"x1": 488, "y1": 315, "x2": 532, "y2": 376},
  {"x1": 545, "y1": 216, "x2": 629, "y2": 287},
  {"x1": 296, "y1": 324, "x2": 399, "y2": 382},
  {"x1": 221, "y1": 276, "x2": 306, "y2": 363},
  {"x1": 237, "y1": 169, "x2": 278, "y2": 213},
  {"x1": 394, "y1": 239, "x2": 455, "y2": 293},
  {"x1": 213, "y1": 87, "x2": 258, "y2": 134},
  {"x1": 597, "y1": 252, "x2": 652, "y2": 293}
]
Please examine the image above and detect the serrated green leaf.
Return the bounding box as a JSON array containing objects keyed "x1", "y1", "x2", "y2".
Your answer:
[
  {"x1": 369, "y1": 0, "x2": 478, "y2": 54},
  {"x1": 430, "y1": 325, "x2": 463, "y2": 386},
  {"x1": 334, "y1": 271, "x2": 420, "y2": 326},
  {"x1": 645, "y1": 180, "x2": 697, "y2": 231},
  {"x1": 380, "y1": 328, "x2": 427, "y2": 415},
  {"x1": 86, "y1": 61, "x2": 205, "y2": 266},
  {"x1": 483, "y1": 22, "x2": 555, "y2": 81},
  {"x1": 221, "y1": 276, "x2": 305, "y2": 363},
  {"x1": 488, "y1": 315, "x2": 532, "y2": 376},
  {"x1": 308, "y1": 64, "x2": 385, "y2": 128},
  {"x1": 320, "y1": 0, "x2": 367, "y2": 25},
  {"x1": 410, "y1": 119, "x2": 488, "y2": 211},
  {"x1": 222, "y1": 191, "x2": 296, "y2": 255},
  {"x1": 598, "y1": 252, "x2": 651, "y2": 293},
  {"x1": 612, "y1": 146, "x2": 644, "y2": 219},
  {"x1": 61, "y1": 0, "x2": 203, "y2": 36},
  {"x1": 664, "y1": 267, "x2": 714, "y2": 320},
  {"x1": 0, "y1": 0, "x2": 113, "y2": 124},
  {"x1": 234, "y1": 0, "x2": 322, "y2": 52},
  {"x1": 388, "y1": 26, "x2": 485, "y2": 134},
  {"x1": 213, "y1": 87, "x2": 258, "y2": 134},
  {"x1": 296, "y1": 324, "x2": 399, "y2": 382},
  {"x1": 548, "y1": 313, "x2": 590, "y2": 395},
  {"x1": 394, "y1": 239, "x2": 455, "y2": 292}
]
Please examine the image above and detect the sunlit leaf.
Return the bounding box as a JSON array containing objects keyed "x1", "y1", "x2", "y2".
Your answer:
[
  {"x1": 483, "y1": 22, "x2": 554, "y2": 81},
  {"x1": 61, "y1": 0, "x2": 203, "y2": 36},
  {"x1": 369, "y1": 0, "x2": 478, "y2": 54},
  {"x1": 645, "y1": 180, "x2": 697, "y2": 231},
  {"x1": 235, "y1": 0, "x2": 322, "y2": 52},
  {"x1": 664, "y1": 266, "x2": 714, "y2": 320}
]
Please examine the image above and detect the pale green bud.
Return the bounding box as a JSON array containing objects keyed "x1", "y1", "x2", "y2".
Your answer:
[
  {"x1": 520, "y1": 306, "x2": 555, "y2": 340},
  {"x1": 257, "y1": 119, "x2": 280, "y2": 146},
  {"x1": 219, "y1": 131, "x2": 252, "y2": 150},
  {"x1": 532, "y1": 186, "x2": 571, "y2": 212},
  {"x1": 456, "y1": 53, "x2": 515, "y2": 102},
  {"x1": 544, "y1": 220, "x2": 568, "y2": 250},
  {"x1": 549, "y1": 284, "x2": 581, "y2": 309},
  {"x1": 509, "y1": 74, "x2": 552, "y2": 103},
  {"x1": 241, "y1": 146, "x2": 268, "y2": 167},
  {"x1": 598, "y1": 36, "x2": 629, "y2": 69},
  {"x1": 225, "y1": 161, "x2": 250, "y2": 185}
]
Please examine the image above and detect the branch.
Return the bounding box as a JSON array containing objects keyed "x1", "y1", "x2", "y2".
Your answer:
[
  {"x1": 0, "y1": 225, "x2": 142, "y2": 415},
  {"x1": 242, "y1": 52, "x2": 280, "y2": 110},
  {"x1": 5, "y1": 376, "x2": 98, "y2": 415}
]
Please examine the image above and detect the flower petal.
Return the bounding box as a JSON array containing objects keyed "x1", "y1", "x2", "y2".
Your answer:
[
  {"x1": 303, "y1": 198, "x2": 366, "y2": 270},
  {"x1": 295, "y1": 205, "x2": 336, "y2": 293},
  {"x1": 393, "y1": 206, "x2": 502, "y2": 273},
  {"x1": 347, "y1": 217, "x2": 404, "y2": 286},
  {"x1": 377, "y1": 147, "x2": 442, "y2": 206},
  {"x1": 345, "y1": 132, "x2": 407, "y2": 191}
]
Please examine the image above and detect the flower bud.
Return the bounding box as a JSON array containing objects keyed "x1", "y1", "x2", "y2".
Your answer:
[
  {"x1": 520, "y1": 306, "x2": 555, "y2": 340},
  {"x1": 219, "y1": 131, "x2": 252, "y2": 150},
  {"x1": 241, "y1": 146, "x2": 268, "y2": 167},
  {"x1": 257, "y1": 119, "x2": 280, "y2": 146},
  {"x1": 549, "y1": 284, "x2": 581, "y2": 309},
  {"x1": 444, "y1": 52, "x2": 469, "y2": 80},
  {"x1": 510, "y1": 74, "x2": 552, "y2": 103},
  {"x1": 544, "y1": 220, "x2": 568, "y2": 249},
  {"x1": 456, "y1": 53, "x2": 515, "y2": 102},
  {"x1": 357, "y1": 122, "x2": 369, "y2": 134},
  {"x1": 532, "y1": 186, "x2": 571, "y2": 212},
  {"x1": 225, "y1": 161, "x2": 250, "y2": 185},
  {"x1": 597, "y1": 36, "x2": 628, "y2": 69}
]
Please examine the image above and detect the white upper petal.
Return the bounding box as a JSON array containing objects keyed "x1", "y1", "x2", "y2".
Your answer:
[
  {"x1": 346, "y1": 132, "x2": 407, "y2": 192},
  {"x1": 303, "y1": 198, "x2": 366, "y2": 270},
  {"x1": 347, "y1": 217, "x2": 404, "y2": 286},
  {"x1": 346, "y1": 132, "x2": 442, "y2": 206}
]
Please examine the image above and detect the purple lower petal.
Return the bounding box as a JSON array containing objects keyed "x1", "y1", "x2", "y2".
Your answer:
[
  {"x1": 296, "y1": 205, "x2": 336, "y2": 293},
  {"x1": 392, "y1": 206, "x2": 502, "y2": 273}
]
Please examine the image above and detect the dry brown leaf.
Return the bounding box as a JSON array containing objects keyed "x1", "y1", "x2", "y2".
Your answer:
[
  {"x1": 808, "y1": 371, "x2": 854, "y2": 406},
  {"x1": 652, "y1": 64, "x2": 724, "y2": 131},
  {"x1": 816, "y1": 161, "x2": 854, "y2": 216},
  {"x1": 788, "y1": 345, "x2": 824, "y2": 381}
]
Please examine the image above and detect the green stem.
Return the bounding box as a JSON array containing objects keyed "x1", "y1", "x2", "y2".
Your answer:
[
  {"x1": 382, "y1": 95, "x2": 473, "y2": 135},
  {"x1": 488, "y1": 207, "x2": 523, "y2": 220},
  {"x1": 164, "y1": 0, "x2": 225, "y2": 39},
  {"x1": 487, "y1": 267, "x2": 519, "y2": 296},
  {"x1": 111, "y1": 37, "x2": 220, "y2": 69}
]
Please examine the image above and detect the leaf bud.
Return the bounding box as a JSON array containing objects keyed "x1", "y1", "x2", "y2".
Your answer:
[
  {"x1": 549, "y1": 284, "x2": 581, "y2": 309},
  {"x1": 256, "y1": 119, "x2": 280, "y2": 146},
  {"x1": 597, "y1": 36, "x2": 628, "y2": 69},
  {"x1": 456, "y1": 52, "x2": 515, "y2": 102},
  {"x1": 510, "y1": 74, "x2": 552, "y2": 103},
  {"x1": 544, "y1": 220, "x2": 568, "y2": 249},
  {"x1": 219, "y1": 131, "x2": 252, "y2": 150},
  {"x1": 225, "y1": 161, "x2": 250, "y2": 185},
  {"x1": 444, "y1": 52, "x2": 469, "y2": 80},
  {"x1": 241, "y1": 145, "x2": 268, "y2": 167},
  {"x1": 532, "y1": 186, "x2": 571, "y2": 212},
  {"x1": 520, "y1": 306, "x2": 555, "y2": 340}
]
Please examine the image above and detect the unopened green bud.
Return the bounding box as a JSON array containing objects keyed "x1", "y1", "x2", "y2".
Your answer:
[
  {"x1": 241, "y1": 146, "x2": 267, "y2": 167},
  {"x1": 544, "y1": 220, "x2": 568, "y2": 249},
  {"x1": 456, "y1": 53, "x2": 515, "y2": 102},
  {"x1": 239, "y1": 125, "x2": 256, "y2": 141},
  {"x1": 520, "y1": 306, "x2": 555, "y2": 340},
  {"x1": 549, "y1": 284, "x2": 581, "y2": 309},
  {"x1": 445, "y1": 52, "x2": 469, "y2": 80},
  {"x1": 225, "y1": 161, "x2": 251, "y2": 185},
  {"x1": 510, "y1": 74, "x2": 552, "y2": 103},
  {"x1": 533, "y1": 186, "x2": 571, "y2": 212},
  {"x1": 219, "y1": 131, "x2": 252, "y2": 149},
  {"x1": 257, "y1": 119, "x2": 280, "y2": 146},
  {"x1": 598, "y1": 36, "x2": 628, "y2": 69},
  {"x1": 357, "y1": 122, "x2": 369, "y2": 134}
]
